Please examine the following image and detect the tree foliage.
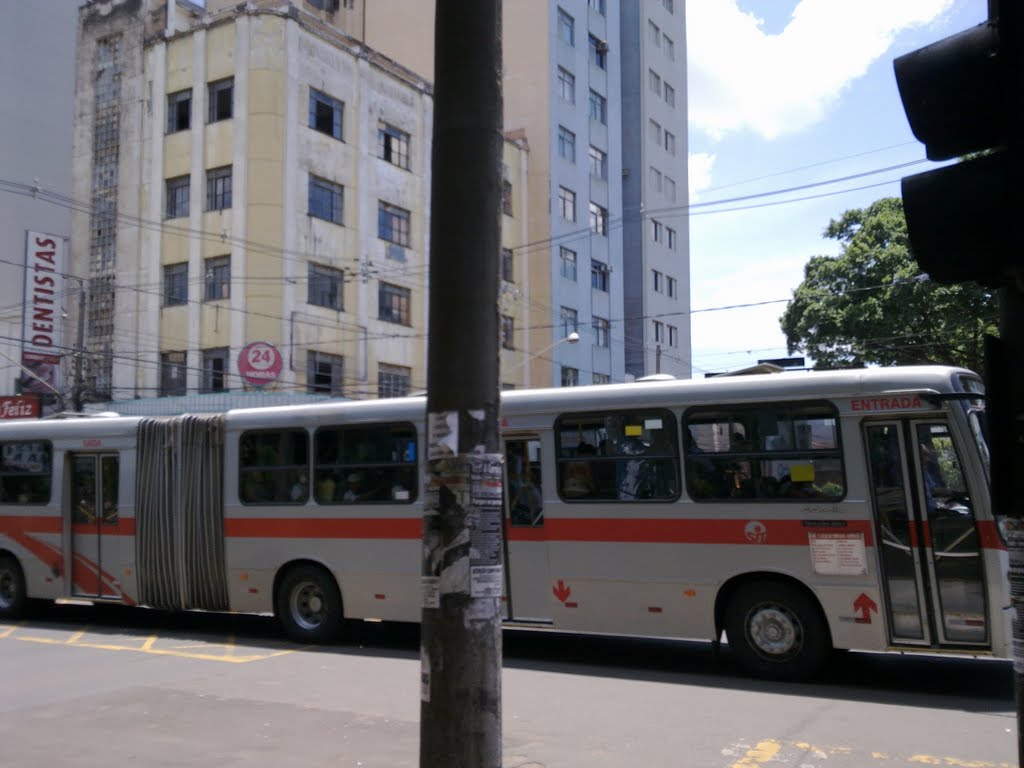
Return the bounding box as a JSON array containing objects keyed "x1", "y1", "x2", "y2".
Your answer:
[{"x1": 780, "y1": 197, "x2": 996, "y2": 375}]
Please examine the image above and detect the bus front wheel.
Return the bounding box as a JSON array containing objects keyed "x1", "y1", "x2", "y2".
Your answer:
[
  {"x1": 0, "y1": 554, "x2": 26, "y2": 620},
  {"x1": 724, "y1": 581, "x2": 830, "y2": 681},
  {"x1": 276, "y1": 564, "x2": 342, "y2": 643}
]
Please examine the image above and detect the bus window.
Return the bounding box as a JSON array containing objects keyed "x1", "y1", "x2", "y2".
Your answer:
[
  {"x1": 684, "y1": 403, "x2": 845, "y2": 502},
  {"x1": 239, "y1": 429, "x2": 309, "y2": 504},
  {"x1": 0, "y1": 441, "x2": 52, "y2": 504},
  {"x1": 313, "y1": 423, "x2": 418, "y2": 504},
  {"x1": 555, "y1": 409, "x2": 679, "y2": 502}
]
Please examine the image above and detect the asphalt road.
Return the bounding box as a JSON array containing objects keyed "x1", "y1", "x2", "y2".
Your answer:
[{"x1": 0, "y1": 602, "x2": 1016, "y2": 767}]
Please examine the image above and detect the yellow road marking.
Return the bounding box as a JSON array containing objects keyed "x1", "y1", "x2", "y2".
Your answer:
[
  {"x1": 2, "y1": 628, "x2": 292, "y2": 663},
  {"x1": 730, "y1": 740, "x2": 781, "y2": 766},
  {"x1": 909, "y1": 757, "x2": 1012, "y2": 767}
]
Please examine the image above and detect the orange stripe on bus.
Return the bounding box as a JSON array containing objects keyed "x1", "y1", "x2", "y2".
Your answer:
[
  {"x1": 544, "y1": 518, "x2": 877, "y2": 547},
  {"x1": 224, "y1": 517, "x2": 422, "y2": 539},
  {"x1": 0, "y1": 516, "x2": 60, "y2": 535}
]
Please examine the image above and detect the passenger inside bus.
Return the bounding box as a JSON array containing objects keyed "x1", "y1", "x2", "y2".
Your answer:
[{"x1": 563, "y1": 442, "x2": 597, "y2": 498}]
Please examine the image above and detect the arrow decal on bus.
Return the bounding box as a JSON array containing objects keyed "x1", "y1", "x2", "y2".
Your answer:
[
  {"x1": 552, "y1": 579, "x2": 571, "y2": 603},
  {"x1": 854, "y1": 593, "x2": 878, "y2": 623}
]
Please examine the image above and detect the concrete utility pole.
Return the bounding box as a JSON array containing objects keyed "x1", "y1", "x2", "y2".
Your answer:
[
  {"x1": 72, "y1": 277, "x2": 87, "y2": 412},
  {"x1": 420, "y1": 1, "x2": 504, "y2": 767}
]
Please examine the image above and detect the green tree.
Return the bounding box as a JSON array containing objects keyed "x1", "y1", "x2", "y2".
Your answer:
[{"x1": 780, "y1": 197, "x2": 996, "y2": 374}]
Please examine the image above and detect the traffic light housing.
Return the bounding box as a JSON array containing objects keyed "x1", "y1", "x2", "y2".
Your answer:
[{"x1": 894, "y1": 2, "x2": 1020, "y2": 284}]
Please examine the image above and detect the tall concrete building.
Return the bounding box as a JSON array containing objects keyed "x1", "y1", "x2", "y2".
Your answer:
[
  {"x1": 359, "y1": 0, "x2": 690, "y2": 383},
  {"x1": 0, "y1": 2, "x2": 78, "y2": 408},
  {"x1": 70, "y1": 0, "x2": 532, "y2": 403}
]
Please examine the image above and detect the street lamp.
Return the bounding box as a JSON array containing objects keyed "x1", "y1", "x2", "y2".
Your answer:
[{"x1": 506, "y1": 330, "x2": 579, "y2": 389}]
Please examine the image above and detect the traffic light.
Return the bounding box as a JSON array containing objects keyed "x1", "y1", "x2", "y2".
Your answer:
[{"x1": 894, "y1": 1, "x2": 1020, "y2": 284}]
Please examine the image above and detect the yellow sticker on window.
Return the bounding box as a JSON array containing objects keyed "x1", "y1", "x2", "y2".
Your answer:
[
  {"x1": 790, "y1": 464, "x2": 815, "y2": 483},
  {"x1": 625, "y1": 425, "x2": 643, "y2": 437}
]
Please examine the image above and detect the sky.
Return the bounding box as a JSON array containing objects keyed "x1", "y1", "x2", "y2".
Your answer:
[{"x1": 683, "y1": 0, "x2": 987, "y2": 376}]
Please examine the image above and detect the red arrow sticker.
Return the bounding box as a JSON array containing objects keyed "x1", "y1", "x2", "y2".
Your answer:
[
  {"x1": 553, "y1": 579, "x2": 571, "y2": 603},
  {"x1": 853, "y1": 592, "x2": 878, "y2": 623}
]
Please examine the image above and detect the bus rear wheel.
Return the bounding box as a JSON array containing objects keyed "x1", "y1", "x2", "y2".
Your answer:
[
  {"x1": 0, "y1": 555, "x2": 26, "y2": 620},
  {"x1": 276, "y1": 564, "x2": 342, "y2": 643},
  {"x1": 724, "y1": 581, "x2": 829, "y2": 681}
]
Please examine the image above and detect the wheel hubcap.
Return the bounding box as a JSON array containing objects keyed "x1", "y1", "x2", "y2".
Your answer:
[
  {"x1": 748, "y1": 605, "x2": 800, "y2": 658},
  {"x1": 291, "y1": 581, "x2": 325, "y2": 630},
  {"x1": 0, "y1": 570, "x2": 13, "y2": 609}
]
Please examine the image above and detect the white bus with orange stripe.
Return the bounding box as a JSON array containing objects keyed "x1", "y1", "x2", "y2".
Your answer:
[{"x1": 0, "y1": 365, "x2": 1004, "y2": 679}]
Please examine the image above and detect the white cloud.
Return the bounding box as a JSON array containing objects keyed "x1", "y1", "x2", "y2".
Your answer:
[
  {"x1": 687, "y1": 0, "x2": 953, "y2": 141},
  {"x1": 688, "y1": 152, "x2": 716, "y2": 199}
]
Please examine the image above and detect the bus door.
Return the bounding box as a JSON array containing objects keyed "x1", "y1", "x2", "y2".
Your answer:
[
  {"x1": 69, "y1": 453, "x2": 120, "y2": 598},
  {"x1": 864, "y1": 420, "x2": 988, "y2": 648},
  {"x1": 502, "y1": 437, "x2": 551, "y2": 622}
]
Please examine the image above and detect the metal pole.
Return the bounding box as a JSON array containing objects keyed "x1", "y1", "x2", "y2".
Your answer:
[
  {"x1": 420, "y1": 1, "x2": 503, "y2": 767},
  {"x1": 72, "y1": 278, "x2": 86, "y2": 412}
]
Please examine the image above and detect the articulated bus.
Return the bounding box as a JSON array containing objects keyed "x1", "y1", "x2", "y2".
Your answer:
[{"x1": 0, "y1": 366, "x2": 1004, "y2": 679}]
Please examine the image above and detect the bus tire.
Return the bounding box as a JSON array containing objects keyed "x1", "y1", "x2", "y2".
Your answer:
[
  {"x1": 276, "y1": 564, "x2": 343, "y2": 643},
  {"x1": 724, "y1": 581, "x2": 830, "y2": 681},
  {"x1": 0, "y1": 554, "x2": 26, "y2": 620}
]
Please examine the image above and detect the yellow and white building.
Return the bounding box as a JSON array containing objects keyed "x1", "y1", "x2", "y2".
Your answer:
[{"x1": 70, "y1": 0, "x2": 531, "y2": 403}]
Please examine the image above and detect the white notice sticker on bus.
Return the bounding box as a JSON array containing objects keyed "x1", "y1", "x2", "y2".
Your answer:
[{"x1": 808, "y1": 531, "x2": 867, "y2": 576}]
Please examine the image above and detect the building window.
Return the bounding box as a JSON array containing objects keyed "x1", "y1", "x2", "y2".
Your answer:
[
  {"x1": 667, "y1": 276, "x2": 678, "y2": 298},
  {"x1": 558, "y1": 7, "x2": 574, "y2": 45},
  {"x1": 163, "y1": 263, "x2": 188, "y2": 306},
  {"x1": 665, "y1": 176, "x2": 677, "y2": 202},
  {"x1": 309, "y1": 175, "x2": 343, "y2": 224},
  {"x1": 309, "y1": 88, "x2": 343, "y2": 140},
  {"x1": 589, "y1": 145, "x2": 607, "y2": 180},
  {"x1": 378, "y1": 201, "x2": 411, "y2": 246},
  {"x1": 665, "y1": 130, "x2": 676, "y2": 156},
  {"x1": 378, "y1": 122, "x2": 410, "y2": 170},
  {"x1": 207, "y1": 77, "x2": 233, "y2": 123},
  {"x1": 662, "y1": 0, "x2": 674, "y2": 12},
  {"x1": 502, "y1": 180, "x2": 513, "y2": 216},
  {"x1": 160, "y1": 351, "x2": 187, "y2": 396},
  {"x1": 501, "y1": 248, "x2": 514, "y2": 282},
  {"x1": 560, "y1": 306, "x2": 578, "y2": 337},
  {"x1": 589, "y1": 202, "x2": 608, "y2": 236},
  {"x1": 591, "y1": 260, "x2": 610, "y2": 292},
  {"x1": 650, "y1": 167, "x2": 663, "y2": 193},
  {"x1": 500, "y1": 315, "x2": 515, "y2": 350},
  {"x1": 589, "y1": 35, "x2": 608, "y2": 69},
  {"x1": 558, "y1": 186, "x2": 576, "y2": 221},
  {"x1": 307, "y1": 350, "x2": 343, "y2": 395},
  {"x1": 649, "y1": 119, "x2": 662, "y2": 146},
  {"x1": 165, "y1": 175, "x2": 190, "y2": 219},
  {"x1": 201, "y1": 347, "x2": 229, "y2": 393},
  {"x1": 653, "y1": 320, "x2": 664, "y2": 343},
  {"x1": 588, "y1": 0, "x2": 605, "y2": 15},
  {"x1": 558, "y1": 125, "x2": 576, "y2": 162},
  {"x1": 653, "y1": 269, "x2": 663, "y2": 292},
  {"x1": 652, "y1": 219, "x2": 663, "y2": 243},
  {"x1": 561, "y1": 366, "x2": 579, "y2": 387},
  {"x1": 667, "y1": 227, "x2": 677, "y2": 250},
  {"x1": 378, "y1": 363, "x2": 411, "y2": 398},
  {"x1": 648, "y1": 69, "x2": 662, "y2": 98},
  {"x1": 592, "y1": 373, "x2": 610, "y2": 385},
  {"x1": 589, "y1": 90, "x2": 607, "y2": 124},
  {"x1": 308, "y1": 262, "x2": 343, "y2": 310},
  {"x1": 668, "y1": 325, "x2": 678, "y2": 347},
  {"x1": 648, "y1": 19, "x2": 661, "y2": 46},
  {"x1": 593, "y1": 316, "x2": 610, "y2": 348},
  {"x1": 664, "y1": 35, "x2": 675, "y2": 60},
  {"x1": 558, "y1": 67, "x2": 575, "y2": 103},
  {"x1": 664, "y1": 83, "x2": 676, "y2": 108},
  {"x1": 206, "y1": 166, "x2": 232, "y2": 211},
  {"x1": 379, "y1": 282, "x2": 411, "y2": 325},
  {"x1": 204, "y1": 256, "x2": 230, "y2": 301},
  {"x1": 167, "y1": 89, "x2": 191, "y2": 133},
  {"x1": 560, "y1": 246, "x2": 577, "y2": 280}
]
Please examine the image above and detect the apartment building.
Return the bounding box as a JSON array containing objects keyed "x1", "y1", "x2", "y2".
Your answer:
[
  {"x1": 70, "y1": 0, "x2": 531, "y2": 403},
  {"x1": 359, "y1": 0, "x2": 690, "y2": 383},
  {"x1": 621, "y1": 0, "x2": 691, "y2": 379},
  {"x1": 357, "y1": 0, "x2": 625, "y2": 387},
  {"x1": 0, "y1": 3, "x2": 77, "y2": 409}
]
